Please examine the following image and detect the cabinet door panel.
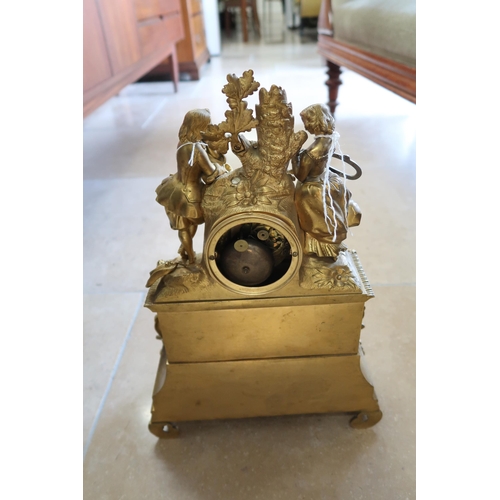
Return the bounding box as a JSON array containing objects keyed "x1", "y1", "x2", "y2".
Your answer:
[
  {"x1": 164, "y1": 13, "x2": 184, "y2": 44},
  {"x1": 98, "y1": 0, "x2": 141, "y2": 74},
  {"x1": 138, "y1": 14, "x2": 183, "y2": 57},
  {"x1": 83, "y1": 0, "x2": 112, "y2": 91},
  {"x1": 162, "y1": 0, "x2": 181, "y2": 14}
]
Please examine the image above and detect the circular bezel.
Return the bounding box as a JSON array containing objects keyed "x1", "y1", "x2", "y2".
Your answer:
[{"x1": 204, "y1": 213, "x2": 302, "y2": 295}]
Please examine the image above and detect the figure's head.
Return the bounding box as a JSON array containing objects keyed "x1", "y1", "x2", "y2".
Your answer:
[
  {"x1": 206, "y1": 136, "x2": 230, "y2": 156},
  {"x1": 299, "y1": 104, "x2": 335, "y2": 136},
  {"x1": 178, "y1": 108, "x2": 211, "y2": 144}
]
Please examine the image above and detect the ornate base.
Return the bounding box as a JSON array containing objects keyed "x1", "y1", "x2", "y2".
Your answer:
[
  {"x1": 148, "y1": 344, "x2": 382, "y2": 438},
  {"x1": 146, "y1": 248, "x2": 382, "y2": 438}
]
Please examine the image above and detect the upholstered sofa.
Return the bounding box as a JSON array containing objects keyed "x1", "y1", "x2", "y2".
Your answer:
[{"x1": 317, "y1": 0, "x2": 416, "y2": 113}]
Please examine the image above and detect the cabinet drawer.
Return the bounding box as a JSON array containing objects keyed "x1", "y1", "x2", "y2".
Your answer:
[
  {"x1": 135, "y1": 0, "x2": 181, "y2": 21},
  {"x1": 138, "y1": 14, "x2": 183, "y2": 57}
]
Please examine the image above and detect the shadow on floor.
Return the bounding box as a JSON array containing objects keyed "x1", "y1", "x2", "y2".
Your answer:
[{"x1": 152, "y1": 413, "x2": 379, "y2": 500}]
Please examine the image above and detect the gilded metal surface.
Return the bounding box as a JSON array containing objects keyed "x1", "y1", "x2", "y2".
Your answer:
[
  {"x1": 149, "y1": 351, "x2": 380, "y2": 424},
  {"x1": 349, "y1": 410, "x2": 383, "y2": 429},
  {"x1": 150, "y1": 70, "x2": 368, "y2": 296},
  {"x1": 155, "y1": 109, "x2": 228, "y2": 264},
  {"x1": 292, "y1": 104, "x2": 361, "y2": 259},
  {"x1": 145, "y1": 70, "x2": 381, "y2": 435},
  {"x1": 156, "y1": 300, "x2": 365, "y2": 363},
  {"x1": 203, "y1": 213, "x2": 302, "y2": 295},
  {"x1": 299, "y1": 252, "x2": 362, "y2": 292},
  {"x1": 145, "y1": 250, "x2": 369, "y2": 304}
]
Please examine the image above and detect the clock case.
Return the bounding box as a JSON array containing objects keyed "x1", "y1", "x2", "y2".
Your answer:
[{"x1": 145, "y1": 71, "x2": 382, "y2": 438}]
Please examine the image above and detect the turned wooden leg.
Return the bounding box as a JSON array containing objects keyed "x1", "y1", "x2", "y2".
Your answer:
[
  {"x1": 240, "y1": 0, "x2": 249, "y2": 42},
  {"x1": 225, "y1": 8, "x2": 231, "y2": 37},
  {"x1": 251, "y1": 0, "x2": 261, "y2": 36},
  {"x1": 167, "y1": 46, "x2": 179, "y2": 93},
  {"x1": 326, "y1": 61, "x2": 342, "y2": 115}
]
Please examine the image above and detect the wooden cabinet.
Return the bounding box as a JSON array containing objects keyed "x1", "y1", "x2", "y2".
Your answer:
[
  {"x1": 83, "y1": 0, "x2": 112, "y2": 92},
  {"x1": 83, "y1": 0, "x2": 185, "y2": 117},
  {"x1": 98, "y1": 0, "x2": 142, "y2": 74},
  {"x1": 147, "y1": 0, "x2": 210, "y2": 80}
]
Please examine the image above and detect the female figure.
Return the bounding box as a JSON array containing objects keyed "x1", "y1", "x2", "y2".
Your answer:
[
  {"x1": 292, "y1": 104, "x2": 358, "y2": 260},
  {"x1": 156, "y1": 109, "x2": 226, "y2": 264}
]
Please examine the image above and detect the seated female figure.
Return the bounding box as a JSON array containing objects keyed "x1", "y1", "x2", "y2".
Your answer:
[{"x1": 293, "y1": 104, "x2": 356, "y2": 260}]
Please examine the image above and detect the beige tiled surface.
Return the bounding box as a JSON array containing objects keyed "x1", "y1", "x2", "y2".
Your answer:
[
  {"x1": 83, "y1": 292, "x2": 144, "y2": 447},
  {"x1": 84, "y1": 26, "x2": 415, "y2": 499}
]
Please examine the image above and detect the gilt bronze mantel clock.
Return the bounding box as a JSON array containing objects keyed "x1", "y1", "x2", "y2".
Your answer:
[{"x1": 144, "y1": 70, "x2": 382, "y2": 438}]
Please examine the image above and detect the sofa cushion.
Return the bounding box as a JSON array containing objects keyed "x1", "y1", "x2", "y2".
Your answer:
[
  {"x1": 331, "y1": 0, "x2": 416, "y2": 67},
  {"x1": 301, "y1": 0, "x2": 323, "y2": 18}
]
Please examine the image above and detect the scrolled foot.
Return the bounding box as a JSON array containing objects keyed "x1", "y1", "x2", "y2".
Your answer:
[
  {"x1": 148, "y1": 421, "x2": 180, "y2": 439},
  {"x1": 349, "y1": 410, "x2": 382, "y2": 429}
]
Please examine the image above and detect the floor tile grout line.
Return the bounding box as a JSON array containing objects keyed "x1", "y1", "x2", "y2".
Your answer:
[
  {"x1": 83, "y1": 291, "x2": 146, "y2": 461},
  {"x1": 140, "y1": 97, "x2": 168, "y2": 129}
]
